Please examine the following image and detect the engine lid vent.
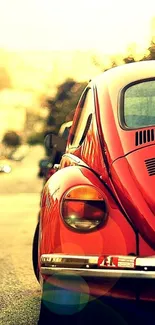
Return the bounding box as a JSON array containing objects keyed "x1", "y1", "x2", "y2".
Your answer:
[
  {"x1": 135, "y1": 129, "x2": 155, "y2": 146},
  {"x1": 145, "y1": 158, "x2": 155, "y2": 176}
]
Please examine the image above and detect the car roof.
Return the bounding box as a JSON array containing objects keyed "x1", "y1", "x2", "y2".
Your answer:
[
  {"x1": 88, "y1": 61, "x2": 155, "y2": 162},
  {"x1": 92, "y1": 60, "x2": 155, "y2": 88},
  {"x1": 90, "y1": 60, "x2": 155, "y2": 118}
]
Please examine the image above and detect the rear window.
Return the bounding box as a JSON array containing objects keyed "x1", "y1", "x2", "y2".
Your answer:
[{"x1": 124, "y1": 79, "x2": 155, "y2": 128}]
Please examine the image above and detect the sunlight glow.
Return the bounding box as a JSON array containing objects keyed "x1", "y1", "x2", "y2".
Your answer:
[
  {"x1": 0, "y1": 0, "x2": 155, "y2": 142},
  {"x1": 0, "y1": 0, "x2": 154, "y2": 53}
]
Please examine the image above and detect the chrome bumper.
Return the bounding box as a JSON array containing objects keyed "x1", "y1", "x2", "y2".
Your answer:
[
  {"x1": 41, "y1": 267, "x2": 155, "y2": 279},
  {"x1": 40, "y1": 254, "x2": 155, "y2": 279}
]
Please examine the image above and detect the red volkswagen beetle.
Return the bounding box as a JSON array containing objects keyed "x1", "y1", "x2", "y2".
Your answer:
[{"x1": 33, "y1": 61, "x2": 155, "y2": 324}]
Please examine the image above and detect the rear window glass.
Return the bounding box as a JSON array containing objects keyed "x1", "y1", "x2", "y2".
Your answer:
[{"x1": 124, "y1": 80, "x2": 155, "y2": 128}]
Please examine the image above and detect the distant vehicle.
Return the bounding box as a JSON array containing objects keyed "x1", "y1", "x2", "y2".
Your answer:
[
  {"x1": 33, "y1": 61, "x2": 155, "y2": 323},
  {"x1": 38, "y1": 158, "x2": 53, "y2": 178},
  {"x1": 0, "y1": 159, "x2": 11, "y2": 173}
]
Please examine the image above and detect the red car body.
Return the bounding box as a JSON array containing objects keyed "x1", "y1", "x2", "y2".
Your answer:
[{"x1": 33, "y1": 61, "x2": 155, "y2": 319}]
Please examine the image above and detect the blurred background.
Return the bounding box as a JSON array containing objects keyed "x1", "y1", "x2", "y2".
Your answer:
[
  {"x1": 0, "y1": 0, "x2": 155, "y2": 149},
  {"x1": 0, "y1": 0, "x2": 155, "y2": 164},
  {"x1": 1, "y1": 1, "x2": 155, "y2": 324}
]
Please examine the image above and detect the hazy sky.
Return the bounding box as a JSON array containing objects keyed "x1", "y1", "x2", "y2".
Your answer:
[{"x1": 0, "y1": 0, "x2": 155, "y2": 54}]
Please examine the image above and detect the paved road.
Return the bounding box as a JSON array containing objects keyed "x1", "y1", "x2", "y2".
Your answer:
[
  {"x1": 1, "y1": 146, "x2": 155, "y2": 325},
  {"x1": 0, "y1": 145, "x2": 128, "y2": 325},
  {"x1": 0, "y1": 146, "x2": 44, "y2": 325}
]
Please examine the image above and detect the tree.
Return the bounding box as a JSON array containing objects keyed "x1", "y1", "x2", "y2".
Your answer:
[
  {"x1": 142, "y1": 40, "x2": 155, "y2": 61},
  {"x1": 2, "y1": 131, "x2": 21, "y2": 147},
  {"x1": 45, "y1": 78, "x2": 87, "y2": 134},
  {"x1": 123, "y1": 56, "x2": 136, "y2": 64},
  {"x1": 92, "y1": 54, "x2": 118, "y2": 71},
  {"x1": 123, "y1": 39, "x2": 155, "y2": 63},
  {"x1": 27, "y1": 132, "x2": 44, "y2": 146}
]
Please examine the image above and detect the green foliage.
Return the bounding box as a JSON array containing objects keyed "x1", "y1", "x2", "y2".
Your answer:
[
  {"x1": 2, "y1": 131, "x2": 21, "y2": 147},
  {"x1": 46, "y1": 78, "x2": 87, "y2": 134},
  {"x1": 55, "y1": 79, "x2": 76, "y2": 101},
  {"x1": 123, "y1": 56, "x2": 136, "y2": 64},
  {"x1": 143, "y1": 40, "x2": 155, "y2": 61},
  {"x1": 27, "y1": 132, "x2": 44, "y2": 145},
  {"x1": 123, "y1": 39, "x2": 155, "y2": 64},
  {"x1": 45, "y1": 37, "x2": 155, "y2": 135}
]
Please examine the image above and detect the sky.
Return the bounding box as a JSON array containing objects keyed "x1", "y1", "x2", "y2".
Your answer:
[
  {"x1": 1, "y1": 0, "x2": 155, "y2": 139},
  {"x1": 0, "y1": 0, "x2": 155, "y2": 54}
]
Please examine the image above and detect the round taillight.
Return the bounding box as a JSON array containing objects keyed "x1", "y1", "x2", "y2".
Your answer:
[{"x1": 61, "y1": 185, "x2": 108, "y2": 232}]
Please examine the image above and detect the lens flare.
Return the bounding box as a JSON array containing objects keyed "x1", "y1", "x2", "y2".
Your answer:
[{"x1": 42, "y1": 273, "x2": 90, "y2": 315}]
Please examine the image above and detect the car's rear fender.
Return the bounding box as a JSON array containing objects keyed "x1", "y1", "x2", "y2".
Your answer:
[{"x1": 39, "y1": 165, "x2": 137, "y2": 259}]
